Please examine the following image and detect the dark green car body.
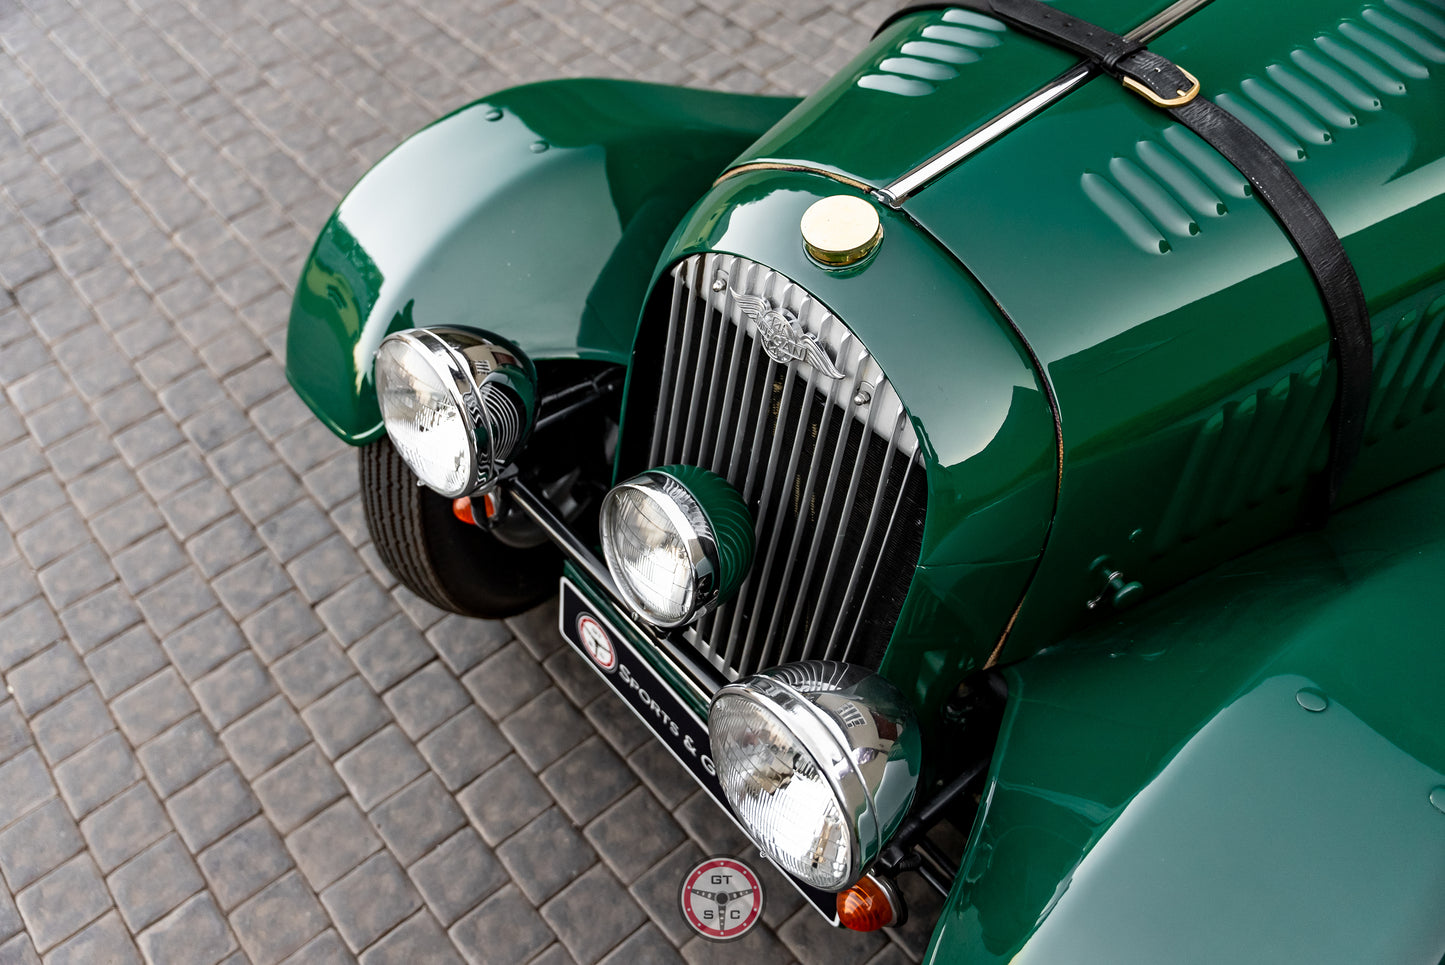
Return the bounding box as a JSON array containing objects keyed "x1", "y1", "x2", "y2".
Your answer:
[{"x1": 286, "y1": 0, "x2": 1445, "y2": 958}]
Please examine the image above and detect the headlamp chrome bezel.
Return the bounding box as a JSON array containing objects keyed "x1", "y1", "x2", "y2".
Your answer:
[
  {"x1": 374, "y1": 326, "x2": 536, "y2": 499},
  {"x1": 599, "y1": 471, "x2": 722, "y2": 628},
  {"x1": 708, "y1": 661, "x2": 920, "y2": 892}
]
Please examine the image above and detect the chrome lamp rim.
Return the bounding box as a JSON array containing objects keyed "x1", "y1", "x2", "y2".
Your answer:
[
  {"x1": 709, "y1": 661, "x2": 920, "y2": 892},
  {"x1": 599, "y1": 471, "x2": 721, "y2": 628},
  {"x1": 716, "y1": 675, "x2": 874, "y2": 887},
  {"x1": 378, "y1": 329, "x2": 483, "y2": 498},
  {"x1": 375, "y1": 326, "x2": 536, "y2": 500}
]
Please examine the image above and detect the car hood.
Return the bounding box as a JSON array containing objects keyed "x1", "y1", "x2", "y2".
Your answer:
[
  {"x1": 723, "y1": 0, "x2": 1445, "y2": 667},
  {"x1": 898, "y1": 0, "x2": 1445, "y2": 655},
  {"x1": 728, "y1": 0, "x2": 1183, "y2": 190}
]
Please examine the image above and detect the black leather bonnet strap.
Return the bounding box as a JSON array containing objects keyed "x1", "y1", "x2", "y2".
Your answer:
[{"x1": 878, "y1": 0, "x2": 1373, "y2": 515}]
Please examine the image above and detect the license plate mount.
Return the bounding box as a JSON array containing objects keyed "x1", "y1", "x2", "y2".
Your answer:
[{"x1": 557, "y1": 576, "x2": 840, "y2": 924}]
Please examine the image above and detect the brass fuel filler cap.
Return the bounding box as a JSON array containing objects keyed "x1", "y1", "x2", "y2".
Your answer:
[{"x1": 801, "y1": 195, "x2": 883, "y2": 267}]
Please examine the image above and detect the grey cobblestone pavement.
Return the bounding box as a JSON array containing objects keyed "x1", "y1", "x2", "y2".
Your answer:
[{"x1": 0, "y1": 0, "x2": 944, "y2": 962}]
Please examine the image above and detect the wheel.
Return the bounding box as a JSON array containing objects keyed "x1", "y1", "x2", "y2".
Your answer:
[{"x1": 359, "y1": 435, "x2": 560, "y2": 618}]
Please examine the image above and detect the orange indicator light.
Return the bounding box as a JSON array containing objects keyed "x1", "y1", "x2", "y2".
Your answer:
[
  {"x1": 836, "y1": 874, "x2": 901, "y2": 932},
  {"x1": 452, "y1": 497, "x2": 475, "y2": 525}
]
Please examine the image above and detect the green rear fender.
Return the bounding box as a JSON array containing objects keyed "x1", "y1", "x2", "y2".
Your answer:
[
  {"x1": 286, "y1": 79, "x2": 798, "y2": 444},
  {"x1": 927, "y1": 465, "x2": 1445, "y2": 964}
]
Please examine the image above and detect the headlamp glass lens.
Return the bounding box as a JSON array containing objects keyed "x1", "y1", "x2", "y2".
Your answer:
[
  {"x1": 710, "y1": 694, "x2": 851, "y2": 890},
  {"x1": 375, "y1": 338, "x2": 473, "y2": 496},
  {"x1": 600, "y1": 486, "x2": 697, "y2": 625}
]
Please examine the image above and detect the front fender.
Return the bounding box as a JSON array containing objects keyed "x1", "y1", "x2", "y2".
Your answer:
[
  {"x1": 286, "y1": 79, "x2": 796, "y2": 444},
  {"x1": 928, "y1": 465, "x2": 1445, "y2": 964}
]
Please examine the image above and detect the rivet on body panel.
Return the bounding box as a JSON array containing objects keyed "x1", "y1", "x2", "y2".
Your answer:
[
  {"x1": 1295, "y1": 688, "x2": 1328, "y2": 712},
  {"x1": 484, "y1": 108, "x2": 503, "y2": 121},
  {"x1": 1430, "y1": 787, "x2": 1445, "y2": 814},
  {"x1": 802, "y1": 195, "x2": 883, "y2": 268},
  {"x1": 530, "y1": 140, "x2": 549, "y2": 153}
]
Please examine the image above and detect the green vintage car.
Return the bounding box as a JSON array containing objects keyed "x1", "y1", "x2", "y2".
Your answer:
[{"x1": 286, "y1": 0, "x2": 1445, "y2": 958}]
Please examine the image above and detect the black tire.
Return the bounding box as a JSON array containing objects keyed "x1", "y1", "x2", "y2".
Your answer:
[{"x1": 359, "y1": 435, "x2": 559, "y2": 618}]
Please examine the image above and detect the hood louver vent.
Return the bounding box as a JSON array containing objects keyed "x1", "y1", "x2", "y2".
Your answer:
[
  {"x1": 1084, "y1": 0, "x2": 1442, "y2": 252},
  {"x1": 858, "y1": 9, "x2": 1007, "y2": 97}
]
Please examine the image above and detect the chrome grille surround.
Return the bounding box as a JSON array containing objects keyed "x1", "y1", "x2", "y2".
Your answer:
[{"x1": 633, "y1": 252, "x2": 927, "y2": 683}]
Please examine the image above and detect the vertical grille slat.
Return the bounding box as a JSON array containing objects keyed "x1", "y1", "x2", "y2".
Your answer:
[
  {"x1": 759, "y1": 331, "x2": 856, "y2": 667},
  {"x1": 801, "y1": 391, "x2": 882, "y2": 657},
  {"x1": 716, "y1": 348, "x2": 780, "y2": 666},
  {"x1": 649, "y1": 270, "x2": 687, "y2": 466},
  {"x1": 625, "y1": 254, "x2": 928, "y2": 683},
  {"x1": 680, "y1": 254, "x2": 720, "y2": 465},
  {"x1": 825, "y1": 408, "x2": 907, "y2": 661},
  {"x1": 730, "y1": 354, "x2": 806, "y2": 675},
  {"x1": 663, "y1": 258, "x2": 705, "y2": 463},
  {"x1": 725, "y1": 264, "x2": 768, "y2": 481},
  {"x1": 712, "y1": 289, "x2": 755, "y2": 475},
  {"x1": 701, "y1": 281, "x2": 745, "y2": 474},
  {"x1": 742, "y1": 320, "x2": 834, "y2": 674},
  {"x1": 844, "y1": 450, "x2": 920, "y2": 664}
]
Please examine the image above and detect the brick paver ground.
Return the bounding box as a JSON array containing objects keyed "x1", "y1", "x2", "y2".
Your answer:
[{"x1": 0, "y1": 0, "x2": 945, "y2": 962}]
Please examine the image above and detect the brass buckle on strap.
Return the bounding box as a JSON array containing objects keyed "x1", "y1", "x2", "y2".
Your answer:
[{"x1": 1122, "y1": 66, "x2": 1200, "y2": 108}]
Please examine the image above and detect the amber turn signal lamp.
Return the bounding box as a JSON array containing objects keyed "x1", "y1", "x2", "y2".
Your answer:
[
  {"x1": 452, "y1": 497, "x2": 476, "y2": 526},
  {"x1": 836, "y1": 874, "x2": 901, "y2": 931},
  {"x1": 453, "y1": 493, "x2": 503, "y2": 526}
]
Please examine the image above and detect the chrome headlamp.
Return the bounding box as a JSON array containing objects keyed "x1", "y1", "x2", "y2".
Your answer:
[
  {"x1": 599, "y1": 466, "x2": 752, "y2": 628},
  {"x1": 708, "y1": 661, "x2": 920, "y2": 891},
  {"x1": 374, "y1": 327, "x2": 537, "y2": 498}
]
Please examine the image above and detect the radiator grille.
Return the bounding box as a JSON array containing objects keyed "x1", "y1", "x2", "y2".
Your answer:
[{"x1": 621, "y1": 253, "x2": 927, "y2": 682}]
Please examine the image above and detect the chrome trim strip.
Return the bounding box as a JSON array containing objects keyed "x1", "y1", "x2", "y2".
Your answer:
[
  {"x1": 879, "y1": 65, "x2": 1091, "y2": 205},
  {"x1": 879, "y1": 0, "x2": 1217, "y2": 205},
  {"x1": 507, "y1": 479, "x2": 718, "y2": 707},
  {"x1": 1130, "y1": 0, "x2": 1216, "y2": 44},
  {"x1": 713, "y1": 162, "x2": 875, "y2": 193}
]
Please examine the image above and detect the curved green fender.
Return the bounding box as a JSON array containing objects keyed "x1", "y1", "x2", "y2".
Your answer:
[
  {"x1": 927, "y1": 464, "x2": 1445, "y2": 963},
  {"x1": 285, "y1": 79, "x2": 797, "y2": 444}
]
